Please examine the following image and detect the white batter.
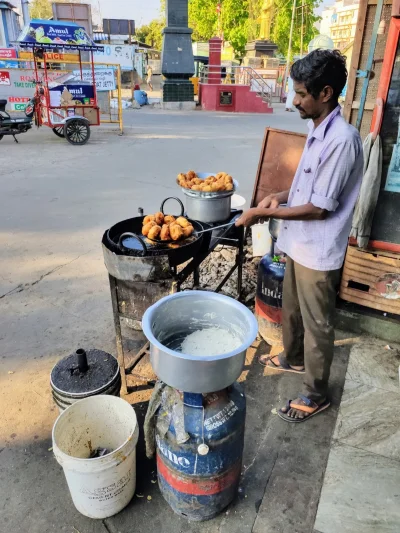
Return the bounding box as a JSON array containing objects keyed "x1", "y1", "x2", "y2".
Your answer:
[{"x1": 181, "y1": 327, "x2": 242, "y2": 356}]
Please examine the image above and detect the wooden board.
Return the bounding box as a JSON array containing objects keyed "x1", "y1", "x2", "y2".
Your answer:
[
  {"x1": 250, "y1": 128, "x2": 306, "y2": 207},
  {"x1": 340, "y1": 246, "x2": 400, "y2": 314}
]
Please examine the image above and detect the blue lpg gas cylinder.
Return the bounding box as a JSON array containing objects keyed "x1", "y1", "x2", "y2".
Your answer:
[
  {"x1": 156, "y1": 383, "x2": 246, "y2": 521},
  {"x1": 255, "y1": 252, "x2": 286, "y2": 345}
]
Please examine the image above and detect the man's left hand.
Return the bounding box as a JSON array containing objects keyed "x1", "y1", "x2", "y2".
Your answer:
[{"x1": 235, "y1": 208, "x2": 264, "y2": 227}]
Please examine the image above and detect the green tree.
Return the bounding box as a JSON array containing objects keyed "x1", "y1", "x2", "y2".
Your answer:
[
  {"x1": 188, "y1": 0, "x2": 250, "y2": 56},
  {"x1": 188, "y1": 0, "x2": 217, "y2": 42},
  {"x1": 136, "y1": 19, "x2": 164, "y2": 50},
  {"x1": 271, "y1": 0, "x2": 320, "y2": 57},
  {"x1": 30, "y1": 0, "x2": 52, "y2": 19},
  {"x1": 30, "y1": 0, "x2": 85, "y2": 20}
]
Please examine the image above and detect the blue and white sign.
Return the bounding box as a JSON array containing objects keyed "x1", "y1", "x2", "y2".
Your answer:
[
  {"x1": 93, "y1": 45, "x2": 134, "y2": 71},
  {"x1": 72, "y1": 69, "x2": 116, "y2": 91}
]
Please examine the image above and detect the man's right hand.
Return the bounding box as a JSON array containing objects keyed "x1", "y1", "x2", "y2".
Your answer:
[{"x1": 257, "y1": 194, "x2": 281, "y2": 209}]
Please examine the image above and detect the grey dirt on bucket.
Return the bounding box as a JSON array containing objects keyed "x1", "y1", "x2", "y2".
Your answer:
[{"x1": 51, "y1": 348, "x2": 119, "y2": 394}]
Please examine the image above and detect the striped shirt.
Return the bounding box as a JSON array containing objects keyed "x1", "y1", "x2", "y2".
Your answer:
[{"x1": 277, "y1": 106, "x2": 363, "y2": 271}]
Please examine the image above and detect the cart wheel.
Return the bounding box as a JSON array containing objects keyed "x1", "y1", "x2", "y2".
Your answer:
[
  {"x1": 64, "y1": 119, "x2": 90, "y2": 146},
  {"x1": 52, "y1": 126, "x2": 65, "y2": 138}
]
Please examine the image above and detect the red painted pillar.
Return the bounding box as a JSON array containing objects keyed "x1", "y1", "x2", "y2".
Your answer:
[{"x1": 208, "y1": 37, "x2": 222, "y2": 84}]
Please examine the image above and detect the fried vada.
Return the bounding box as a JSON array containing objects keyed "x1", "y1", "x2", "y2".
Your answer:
[
  {"x1": 164, "y1": 215, "x2": 176, "y2": 224},
  {"x1": 176, "y1": 216, "x2": 190, "y2": 228},
  {"x1": 160, "y1": 224, "x2": 171, "y2": 241},
  {"x1": 143, "y1": 215, "x2": 155, "y2": 225},
  {"x1": 170, "y1": 223, "x2": 184, "y2": 241},
  {"x1": 154, "y1": 211, "x2": 164, "y2": 225},
  {"x1": 182, "y1": 224, "x2": 194, "y2": 238},
  {"x1": 147, "y1": 225, "x2": 161, "y2": 240},
  {"x1": 142, "y1": 220, "x2": 157, "y2": 236}
]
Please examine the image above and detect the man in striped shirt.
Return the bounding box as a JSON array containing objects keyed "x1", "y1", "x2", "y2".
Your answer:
[{"x1": 236, "y1": 50, "x2": 363, "y2": 422}]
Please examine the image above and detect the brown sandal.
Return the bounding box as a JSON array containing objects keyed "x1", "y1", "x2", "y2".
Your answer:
[{"x1": 259, "y1": 353, "x2": 305, "y2": 374}]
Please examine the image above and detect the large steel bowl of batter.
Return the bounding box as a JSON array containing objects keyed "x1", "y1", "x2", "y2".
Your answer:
[{"x1": 142, "y1": 291, "x2": 258, "y2": 393}]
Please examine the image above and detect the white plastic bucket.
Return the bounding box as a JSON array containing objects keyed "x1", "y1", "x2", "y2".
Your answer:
[
  {"x1": 52, "y1": 395, "x2": 139, "y2": 519},
  {"x1": 251, "y1": 222, "x2": 271, "y2": 257}
]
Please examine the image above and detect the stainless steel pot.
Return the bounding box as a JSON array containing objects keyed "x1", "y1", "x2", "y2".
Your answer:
[
  {"x1": 268, "y1": 203, "x2": 286, "y2": 240},
  {"x1": 184, "y1": 192, "x2": 232, "y2": 223},
  {"x1": 142, "y1": 291, "x2": 258, "y2": 393},
  {"x1": 269, "y1": 217, "x2": 283, "y2": 241},
  {"x1": 182, "y1": 173, "x2": 238, "y2": 223}
]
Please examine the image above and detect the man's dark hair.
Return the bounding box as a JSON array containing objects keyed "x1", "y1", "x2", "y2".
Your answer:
[{"x1": 290, "y1": 49, "x2": 347, "y2": 101}]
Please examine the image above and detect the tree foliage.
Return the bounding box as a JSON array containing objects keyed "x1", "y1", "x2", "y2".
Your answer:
[
  {"x1": 30, "y1": 0, "x2": 52, "y2": 19},
  {"x1": 128, "y1": 0, "x2": 319, "y2": 59},
  {"x1": 136, "y1": 20, "x2": 164, "y2": 50},
  {"x1": 271, "y1": 0, "x2": 320, "y2": 57}
]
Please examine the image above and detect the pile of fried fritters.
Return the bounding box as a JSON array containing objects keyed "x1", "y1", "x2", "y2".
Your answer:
[
  {"x1": 177, "y1": 171, "x2": 234, "y2": 192},
  {"x1": 142, "y1": 213, "x2": 194, "y2": 242}
]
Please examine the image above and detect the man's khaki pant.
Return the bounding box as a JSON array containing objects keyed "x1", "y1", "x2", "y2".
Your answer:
[{"x1": 282, "y1": 257, "x2": 341, "y2": 403}]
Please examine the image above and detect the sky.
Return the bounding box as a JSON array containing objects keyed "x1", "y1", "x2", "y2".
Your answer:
[
  {"x1": 97, "y1": 0, "x2": 161, "y2": 27},
  {"x1": 96, "y1": 0, "x2": 333, "y2": 29}
]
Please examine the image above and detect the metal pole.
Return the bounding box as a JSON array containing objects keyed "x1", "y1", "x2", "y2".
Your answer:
[
  {"x1": 21, "y1": 0, "x2": 30, "y2": 25},
  {"x1": 355, "y1": 0, "x2": 384, "y2": 130},
  {"x1": 300, "y1": 0, "x2": 304, "y2": 57},
  {"x1": 282, "y1": 0, "x2": 297, "y2": 102},
  {"x1": 117, "y1": 65, "x2": 123, "y2": 135}
]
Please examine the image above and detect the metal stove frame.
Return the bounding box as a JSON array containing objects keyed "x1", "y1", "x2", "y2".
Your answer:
[{"x1": 107, "y1": 212, "x2": 244, "y2": 394}]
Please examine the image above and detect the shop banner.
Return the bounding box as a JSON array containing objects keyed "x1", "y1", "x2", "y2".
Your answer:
[
  {"x1": 93, "y1": 45, "x2": 134, "y2": 71},
  {"x1": 0, "y1": 69, "x2": 68, "y2": 110},
  {"x1": 18, "y1": 20, "x2": 101, "y2": 51},
  {"x1": 19, "y1": 51, "x2": 80, "y2": 62},
  {"x1": 0, "y1": 48, "x2": 18, "y2": 69},
  {"x1": 72, "y1": 68, "x2": 116, "y2": 91}
]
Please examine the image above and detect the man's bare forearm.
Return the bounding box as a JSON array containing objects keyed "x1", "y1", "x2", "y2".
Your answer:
[
  {"x1": 275, "y1": 190, "x2": 290, "y2": 204},
  {"x1": 253, "y1": 203, "x2": 327, "y2": 221}
]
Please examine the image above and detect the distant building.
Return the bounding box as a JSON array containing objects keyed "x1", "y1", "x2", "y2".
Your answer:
[
  {"x1": 320, "y1": 0, "x2": 359, "y2": 51},
  {"x1": 0, "y1": 1, "x2": 20, "y2": 47}
]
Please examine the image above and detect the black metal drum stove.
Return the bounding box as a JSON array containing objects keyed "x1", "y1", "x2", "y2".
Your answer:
[{"x1": 102, "y1": 203, "x2": 244, "y2": 394}]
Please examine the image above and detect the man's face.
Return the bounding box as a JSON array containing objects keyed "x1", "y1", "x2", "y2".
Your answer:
[{"x1": 292, "y1": 80, "x2": 326, "y2": 120}]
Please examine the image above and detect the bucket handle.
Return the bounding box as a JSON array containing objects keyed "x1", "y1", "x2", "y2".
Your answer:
[
  {"x1": 160, "y1": 196, "x2": 185, "y2": 217},
  {"x1": 118, "y1": 232, "x2": 147, "y2": 256}
]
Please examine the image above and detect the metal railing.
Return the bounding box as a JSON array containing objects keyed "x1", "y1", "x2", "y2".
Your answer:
[{"x1": 199, "y1": 65, "x2": 273, "y2": 105}]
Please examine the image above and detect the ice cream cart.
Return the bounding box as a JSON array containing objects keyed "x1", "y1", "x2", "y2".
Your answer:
[{"x1": 16, "y1": 19, "x2": 104, "y2": 145}]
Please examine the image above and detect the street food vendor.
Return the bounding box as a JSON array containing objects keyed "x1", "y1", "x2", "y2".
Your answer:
[{"x1": 236, "y1": 50, "x2": 363, "y2": 423}]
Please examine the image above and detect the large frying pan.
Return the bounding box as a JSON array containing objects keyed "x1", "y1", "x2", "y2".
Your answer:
[{"x1": 105, "y1": 197, "x2": 211, "y2": 267}]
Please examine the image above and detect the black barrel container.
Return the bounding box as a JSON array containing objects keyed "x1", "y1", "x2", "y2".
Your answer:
[{"x1": 50, "y1": 348, "x2": 121, "y2": 412}]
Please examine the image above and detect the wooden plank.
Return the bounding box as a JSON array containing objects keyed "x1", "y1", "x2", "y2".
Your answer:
[
  {"x1": 342, "y1": 268, "x2": 382, "y2": 285},
  {"x1": 343, "y1": 262, "x2": 395, "y2": 278},
  {"x1": 339, "y1": 289, "x2": 400, "y2": 314},
  {"x1": 250, "y1": 128, "x2": 306, "y2": 208},
  {"x1": 344, "y1": 0, "x2": 369, "y2": 121},
  {"x1": 341, "y1": 277, "x2": 389, "y2": 299},
  {"x1": 346, "y1": 247, "x2": 400, "y2": 268},
  {"x1": 340, "y1": 280, "x2": 400, "y2": 305},
  {"x1": 350, "y1": 100, "x2": 376, "y2": 110},
  {"x1": 344, "y1": 255, "x2": 400, "y2": 272},
  {"x1": 347, "y1": 245, "x2": 400, "y2": 260}
]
